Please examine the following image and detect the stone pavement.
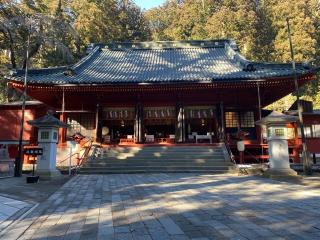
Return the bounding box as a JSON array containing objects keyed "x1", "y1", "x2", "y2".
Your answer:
[
  {"x1": 0, "y1": 175, "x2": 71, "y2": 203},
  {"x1": 0, "y1": 195, "x2": 33, "y2": 233},
  {"x1": 2, "y1": 174, "x2": 320, "y2": 240}
]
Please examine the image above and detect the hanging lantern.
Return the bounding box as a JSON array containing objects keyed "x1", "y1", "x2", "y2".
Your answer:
[
  {"x1": 201, "y1": 119, "x2": 205, "y2": 126},
  {"x1": 121, "y1": 120, "x2": 125, "y2": 127}
]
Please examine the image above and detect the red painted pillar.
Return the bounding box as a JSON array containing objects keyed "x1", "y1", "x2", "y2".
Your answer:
[
  {"x1": 95, "y1": 104, "x2": 103, "y2": 143},
  {"x1": 293, "y1": 122, "x2": 300, "y2": 163},
  {"x1": 59, "y1": 112, "x2": 67, "y2": 146}
]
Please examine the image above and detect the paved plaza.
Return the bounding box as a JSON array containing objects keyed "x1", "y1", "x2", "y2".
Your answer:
[
  {"x1": 1, "y1": 174, "x2": 320, "y2": 239},
  {"x1": 0, "y1": 195, "x2": 33, "y2": 233}
]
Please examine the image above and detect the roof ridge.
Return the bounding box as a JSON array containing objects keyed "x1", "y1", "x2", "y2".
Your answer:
[
  {"x1": 224, "y1": 42, "x2": 256, "y2": 71},
  {"x1": 72, "y1": 46, "x2": 101, "y2": 71},
  {"x1": 103, "y1": 39, "x2": 231, "y2": 51}
]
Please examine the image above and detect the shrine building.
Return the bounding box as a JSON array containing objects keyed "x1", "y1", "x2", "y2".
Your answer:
[{"x1": 5, "y1": 40, "x2": 317, "y2": 162}]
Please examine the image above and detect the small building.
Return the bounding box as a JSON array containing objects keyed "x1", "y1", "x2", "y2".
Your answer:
[
  {"x1": 4, "y1": 40, "x2": 318, "y2": 163},
  {"x1": 0, "y1": 101, "x2": 47, "y2": 159},
  {"x1": 286, "y1": 100, "x2": 320, "y2": 163}
]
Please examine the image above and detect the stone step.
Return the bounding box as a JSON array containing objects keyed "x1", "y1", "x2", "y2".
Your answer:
[
  {"x1": 90, "y1": 157, "x2": 228, "y2": 162},
  {"x1": 79, "y1": 169, "x2": 234, "y2": 174},
  {"x1": 87, "y1": 159, "x2": 230, "y2": 164},
  {"x1": 81, "y1": 145, "x2": 232, "y2": 174},
  {"x1": 81, "y1": 165, "x2": 233, "y2": 169},
  {"x1": 104, "y1": 147, "x2": 223, "y2": 151},
  {"x1": 100, "y1": 157, "x2": 226, "y2": 161},
  {"x1": 104, "y1": 149, "x2": 223, "y2": 153},
  {"x1": 104, "y1": 148, "x2": 223, "y2": 152},
  {"x1": 102, "y1": 151, "x2": 224, "y2": 155},
  {"x1": 98, "y1": 157, "x2": 226, "y2": 162},
  {"x1": 85, "y1": 162, "x2": 233, "y2": 167},
  {"x1": 101, "y1": 151, "x2": 223, "y2": 156},
  {"x1": 105, "y1": 146, "x2": 222, "y2": 149},
  {"x1": 101, "y1": 151, "x2": 223, "y2": 157},
  {"x1": 79, "y1": 166, "x2": 236, "y2": 174}
]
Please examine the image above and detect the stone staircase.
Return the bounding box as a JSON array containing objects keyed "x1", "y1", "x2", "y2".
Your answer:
[{"x1": 79, "y1": 144, "x2": 235, "y2": 174}]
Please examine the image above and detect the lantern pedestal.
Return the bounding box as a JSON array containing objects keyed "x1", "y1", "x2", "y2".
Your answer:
[
  {"x1": 27, "y1": 113, "x2": 68, "y2": 180},
  {"x1": 36, "y1": 142, "x2": 61, "y2": 180},
  {"x1": 256, "y1": 111, "x2": 300, "y2": 180},
  {"x1": 264, "y1": 138, "x2": 299, "y2": 179},
  {"x1": 263, "y1": 168, "x2": 299, "y2": 179}
]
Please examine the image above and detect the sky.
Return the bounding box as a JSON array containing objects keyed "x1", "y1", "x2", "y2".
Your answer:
[{"x1": 134, "y1": 0, "x2": 166, "y2": 9}]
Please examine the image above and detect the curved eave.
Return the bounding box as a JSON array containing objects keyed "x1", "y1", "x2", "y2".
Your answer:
[
  {"x1": 9, "y1": 46, "x2": 101, "y2": 77},
  {"x1": 8, "y1": 73, "x2": 316, "y2": 92},
  {"x1": 6, "y1": 70, "x2": 316, "y2": 86}
]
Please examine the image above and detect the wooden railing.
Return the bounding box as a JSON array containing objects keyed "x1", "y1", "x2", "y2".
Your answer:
[
  {"x1": 244, "y1": 149, "x2": 261, "y2": 163},
  {"x1": 58, "y1": 138, "x2": 94, "y2": 174},
  {"x1": 224, "y1": 141, "x2": 236, "y2": 165},
  {"x1": 59, "y1": 152, "x2": 80, "y2": 166},
  {"x1": 76, "y1": 140, "x2": 93, "y2": 167}
]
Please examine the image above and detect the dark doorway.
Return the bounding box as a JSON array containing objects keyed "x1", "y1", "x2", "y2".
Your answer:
[
  {"x1": 144, "y1": 119, "x2": 176, "y2": 138},
  {"x1": 103, "y1": 119, "x2": 134, "y2": 143}
]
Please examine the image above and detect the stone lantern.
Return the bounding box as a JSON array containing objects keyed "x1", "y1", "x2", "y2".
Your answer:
[
  {"x1": 28, "y1": 113, "x2": 68, "y2": 180},
  {"x1": 256, "y1": 111, "x2": 299, "y2": 178}
]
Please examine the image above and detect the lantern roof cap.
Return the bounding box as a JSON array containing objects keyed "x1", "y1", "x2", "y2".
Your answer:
[
  {"x1": 255, "y1": 111, "x2": 298, "y2": 125},
  {"x1": 27, "y1": 112, "x2": 68, "y2": 128}
]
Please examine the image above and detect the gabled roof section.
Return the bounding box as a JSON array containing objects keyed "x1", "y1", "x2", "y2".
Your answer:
[
  {"x1": 256, "y1": 111, "x2": 298, "y2": 125},
  {"x1": 8, "y1": 40, "x2": 315, "y2": 85},
  {"x1": 27, "y1": 113, "x2": 68, "y2": 128},
  {"x1": 288, "y1": 99, "x2": 314, "y2": 113}
]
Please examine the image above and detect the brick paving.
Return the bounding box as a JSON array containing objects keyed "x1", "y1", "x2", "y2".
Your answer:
[
  {"x1": 2, "y1": 174, "x2": 320, "y2": 240},
  {"x1": 0, "y1": 195, "x2": 33, "y2": 233}
]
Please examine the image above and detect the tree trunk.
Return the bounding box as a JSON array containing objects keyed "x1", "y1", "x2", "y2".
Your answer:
[
  {"x1": 22, "y1": 42, "x2": 41, "y2": 69},
  {"x1": 3, "y1": 29, "x2": 17, "y2": 69}
]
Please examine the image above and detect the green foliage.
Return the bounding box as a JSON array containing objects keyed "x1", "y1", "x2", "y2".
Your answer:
[
  {"x1": 0, "y1": 53, "x2": 9, "y2": 103},
  {"x1": 71, "y1": 0, "x2": 149, "y2": 44},
  {"x1": 0, "y1": 0, "x2": 320, "y2": 108},
  {"x1": 267, "y1": 0, "x2": 317, "y2": 62},
  {"x1": 205, "y1": 0, "x2": 258, "y2": 58}
]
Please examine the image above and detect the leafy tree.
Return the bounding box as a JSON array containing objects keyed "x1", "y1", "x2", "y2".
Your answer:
[
  {"x1": 205, "y1": 0, "x2": 259, "y2": 58},
  {"x1": 164, "y1": 0, "x2": 209, "y2": 40},
  {"x1": 267, "y1": 0, "x2": 317, "y2": 62},
  {"x1": 71, "y1": 0, "x2": 148, "y2": 44},
  {"x1": 117, "y1": 0, "x2": 150, "y2": 41},
  {"x1": 0, "y1": 0, "x2": 21, "y2": 69},
  {"x1": 250, "y1": 3, "x2": 276, "y2": 62},
  {"x1": 0, "y1": 0, "x2": 80, "y2": 102},
  {"x1": 144, "y1": 1, "x2": 178, "y2": 40},
  {"x1": 0, "y1": 0, "x2": 79, "y2": 69},
  {"x1": 70, "y1": 0, "x2": 120, "y2": 44},
  {"x1": 265, "y1": 0, "x2": 319, "y2": 109}
]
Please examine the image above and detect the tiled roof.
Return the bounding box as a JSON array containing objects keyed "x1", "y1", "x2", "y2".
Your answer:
[
  {"x1": 8, "y1": 40, "x2": 314, "y2": 85},
  {"x1": 27, "y1": 113, "x2": 68, "y2": 128}
]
